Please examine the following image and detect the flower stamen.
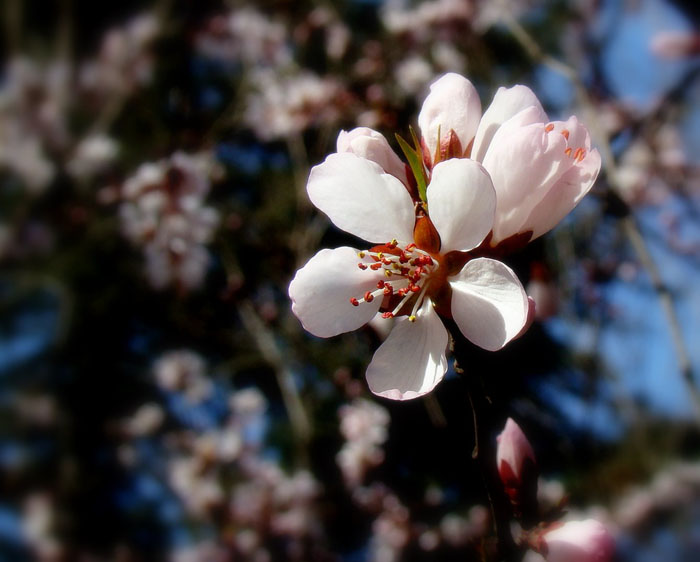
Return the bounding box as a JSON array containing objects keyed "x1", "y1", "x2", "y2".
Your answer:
[{"x1": 352, "y1": 240, "x2": 439, "y2": 322}]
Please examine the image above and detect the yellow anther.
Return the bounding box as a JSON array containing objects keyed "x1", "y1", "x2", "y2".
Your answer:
[
  {"x1": 408, "y1": 315, "x2": 416, "y2": 322},
  {"x1": 384, "y1": 270, "x2": 393, "y2": 277},
  {"x1": 358, "y1": 251, "x2": 366, "y2": 258},
  {"x1": 377, "y1": 252, "x2": 383, "y2": 259}
]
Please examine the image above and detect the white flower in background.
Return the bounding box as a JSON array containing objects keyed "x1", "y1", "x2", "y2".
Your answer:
[
  {"x1": 0, "y1": 57, "x2": 69, "y2": 192},
  {"x1": 67, "y1": 134, "x2": 119, "y2": 179},
  {"x1": 244, "y1": 69, "x2": 344, "y2": 140},
  {"x1": 337, "y1": 398, "x2": 390, "y2": 485},
  {"x1": 79, "y1": 13, "x2": 158, "y2": 96},
  {"x1": 120, "y1": 152, "x2": 220, "y2": 291},
  {"x1": 153, "y1": 349, "x2": 212, "y2": 403},
  {"x1": 394, "y1": 56, "x2": 435, "y2": 96}
]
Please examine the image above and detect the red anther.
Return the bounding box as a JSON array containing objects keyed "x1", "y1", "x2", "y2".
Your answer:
[
  {"x1": 400, "y1": 267, "x2": 409, "y2": 276},
  {"x1": 382, "y1": 257, "x2": 393, "y2": 265},
  {"x1": 376, "y1": 280, "x2": 385, "y2": 289},
  {"x1": 358, "y1": 263, "x2": 368, "y2": 270},
  {"x1": 561, "y1": 129, "x2": 570, "y2": 140},
  {"x1": 370, "y1": 262, "x2": 382, "y2": 270},
  {"x1": 415, "y1": 266, "x2": 424, "y2": 276},
  {"x1": 399, "y1": 253, "x2": 409, "y2": 263},
  {"x1": 410, "y1": 284, "x2": 421, "y2": 293},
  {"x1": 382, "y1": 312, "x2": 394, "y2": 319},
  {"x1": 383, "y1": 286, "x2": 393, "y2": 295},
  {"x1": 364, "y1": 291, "x2": 374, "y2": 302},
  {"x1": 406, "y1": 243, "x2": 416, "y2": 251},
  {"x1": 350, "y1": 297, "x2": 360, "y2": 306},
  {"x1": 398, "y1": 288, "x2": 408, "y2": 297},
  {"x1": 565, "y1": 147, "x2": 573, "y2": 157},
  {"x1": 544, "y1": 123, "x2": 555, "y2": 133},
  {"x1": 386, "y1": 240, "x2": 398, "y2": 249}
]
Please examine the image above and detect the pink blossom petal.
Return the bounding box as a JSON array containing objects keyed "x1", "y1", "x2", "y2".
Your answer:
[
  {"x1": 449, "y1": 258, "x2": 529, "y2": 351},
  {"x1": 426, "y1": 158, "x2": 496, "y2": 253},
  {"x1": 337, "y1": 127, "x2": 408, "y2": 185},
  {"x1": 366, "y1": 301, "x2": 448, "y2": 400},
  {"x1": 307, "y1": 152, "x2": 416, "y2": 244},
  {"x1": 544, "y1": 519, "x2": 615, "y2": 562},
  {"x1": 482, "y1": 120, "x2": 572, "y2": 244},
  {"x1": 525, "y1": 147, "x2": 601, "y2": 240},
  {"x1": 289, "y1": 247, "x2": 384, "y2": 338},
  {"x1": 496, "y1": 418, "x2": 536, "y2": 484},
  {"x1": 472, "y1": 85, "x2": 547, "y2": 163},
  {"x1": 418, "y1": 73, "x2": 481, "y2": 164},
  {"x1": 484, "y1": 115, "x2": 600, "y2": 244}
]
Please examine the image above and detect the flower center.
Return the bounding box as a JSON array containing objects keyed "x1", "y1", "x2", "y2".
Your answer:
[{"x1": 350, "y1": 239, "x2": 440, "y2": 322}]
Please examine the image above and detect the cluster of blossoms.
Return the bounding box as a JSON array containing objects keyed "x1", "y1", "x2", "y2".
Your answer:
[
  {"x1": 119, "y1": 152, "x2": 221, "y2": 291},
  {"x1": 244, "y1": 69, "x2": 347, "y2": 141},
  {"x1": 0, "y1": 13, "x2": 155, "y2": 195},
  {"x1": 289, "y1": 72, "x2": 601, "y2": 399},
  {"x1": 195, "y1": 4, "x2": 352, "y2": 142},
  {"x1": 79, "y1": 12, "x2": 158, "y2": 99},
  {"x1": 348, "y1": 481, "x2": 492, "y2": 561},
  {"x1": 336, "y1": 398, "x2": 390, "y2": 486},
  {"x1": 142, "y1": 351, "x2": 324, "y2": 561}
]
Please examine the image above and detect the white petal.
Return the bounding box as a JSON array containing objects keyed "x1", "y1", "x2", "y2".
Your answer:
[
  {"x1": 289, "y1": 247, "x2": 384, "y2": 338},
  {"x1": 307, "y1": 152, "x2": 416, "y2": 244},
  {"x1": 449, "y1": 258, "x2": 528, "y2": 351},
  {"x1": 366, "y1": 301, "x2": 447, "y2": 400},
  {"x1": 427, "y1": 158, "x2": 496, "y2": 253},
  {"x1": 418, "y1": 73, "x2": 481, "y2": 164},
  {"x1": 337, "y1": 127, "x2": 408, "y2": 185},
  {"x1": 472, "y1": 86, "x2": 547, "y2": 163}
]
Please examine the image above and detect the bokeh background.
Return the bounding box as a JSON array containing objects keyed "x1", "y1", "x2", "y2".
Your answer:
[{"x1": 1, "y1": 0, "x2": 700, "y2": 560}]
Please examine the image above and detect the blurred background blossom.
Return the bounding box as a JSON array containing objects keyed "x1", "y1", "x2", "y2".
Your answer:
[{"x1": 1, "y1": 0, "x2": 699, "y2": 560}]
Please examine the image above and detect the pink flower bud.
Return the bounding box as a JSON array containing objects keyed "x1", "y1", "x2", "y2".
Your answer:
[
  {"x1": 496, "y1": 418, "x2": 536, "y2": 488},
  {"x1": 542, "y1": 519, "x2": 615, "y2": 562}
]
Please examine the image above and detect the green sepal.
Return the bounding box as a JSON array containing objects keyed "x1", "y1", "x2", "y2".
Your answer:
[{"x1": 395, "y1": 126, "x2": 428, "y2": 202}]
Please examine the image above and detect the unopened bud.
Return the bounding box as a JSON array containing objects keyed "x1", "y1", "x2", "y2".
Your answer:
[{"x1": 496, "y1": 418, "x2": 538, "y2": 523}]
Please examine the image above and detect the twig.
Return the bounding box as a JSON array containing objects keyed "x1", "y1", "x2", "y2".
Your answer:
[
  {"x1": 499, "y1": 1, "x2": 700, "y2": 418},
  {"x1": 238, "y1": 300, "x2": 312, "y2": 463}
]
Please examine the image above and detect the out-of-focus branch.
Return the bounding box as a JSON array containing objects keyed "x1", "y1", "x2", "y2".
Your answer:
[
  {"x1": 238, "y1": 300, "x2": 311, "y2": 463},
  {"x1": 499, "y1": 2, "x2": 700, "y2": 418},
  {"x1": 3, "y1": 0, "x2": 21, "y2": 55}
]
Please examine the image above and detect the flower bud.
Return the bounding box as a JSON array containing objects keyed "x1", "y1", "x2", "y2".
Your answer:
[
  {"x1": 496, "y1": 418, "x2": 538, "y2": 522},
  {"x1": 541, "y1": 519, "x2": 614, "y2": 562}
]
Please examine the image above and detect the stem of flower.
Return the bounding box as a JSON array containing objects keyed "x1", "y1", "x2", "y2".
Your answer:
[{"x1": 444, "y1": 318, "x2": 525, "y2": 562}]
